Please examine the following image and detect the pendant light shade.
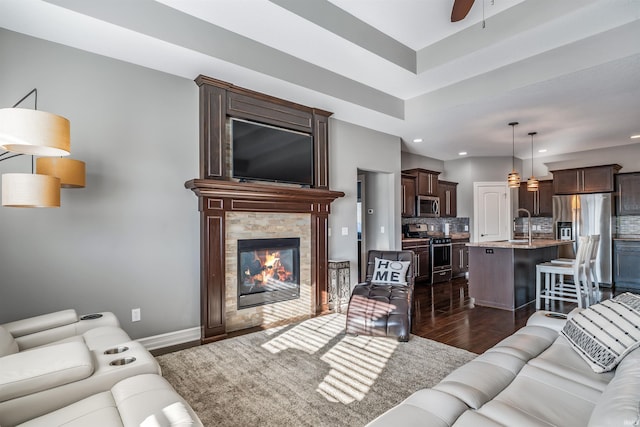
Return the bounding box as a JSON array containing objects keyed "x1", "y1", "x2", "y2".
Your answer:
[
  {"x1": 527, "y1": 131, "x2": 539, "y2": 192},
  {"x1": 36, "y1": 157, "x2": 86, "y2": 188},
  {"x1": 1, "y1": 173, "x2": 61, "y2": 207},
  {"x1": 507, "y1": 122, "x2": 521, "y2": 188},
  {"x1": 0, "y1": 108, "x2": 70, "y2": 157}
]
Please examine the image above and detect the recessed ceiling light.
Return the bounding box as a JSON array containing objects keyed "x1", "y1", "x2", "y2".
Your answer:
[
  {"x1": 631, "y1": 134, "x2": 640, "y2": 139},
  {"x1": 538, "y1": 149, "x2": 547, "y2": 153},
  {"x1": 458, "y1": 151, "x2": 467, "y2": 156},
  {"x1": 412, "y1": 138, "x2": 423, "y2": 143}
]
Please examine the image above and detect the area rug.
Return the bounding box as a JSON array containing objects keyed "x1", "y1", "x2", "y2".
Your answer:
[{"x1": 156, "y1": 313, "x2": 477, "y2": 427}]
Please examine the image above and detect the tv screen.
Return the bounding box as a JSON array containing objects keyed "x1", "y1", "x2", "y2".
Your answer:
[{"x1": 232, "y1": 118, "x2": 314, "y2": 186}]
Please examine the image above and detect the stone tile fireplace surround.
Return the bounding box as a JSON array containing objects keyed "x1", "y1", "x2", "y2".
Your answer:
[
  {"x1": 186, "y1": 76, "x2": 343, "y2": 343},
  {"x1": 226, "y1": 212, "x2": 312, "y2": 332}
]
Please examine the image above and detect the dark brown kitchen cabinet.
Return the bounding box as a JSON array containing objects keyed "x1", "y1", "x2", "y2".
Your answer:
[
  {"x1": 438, "y1": 180, "x2": 458, "y2": 218},
  {"x1": 519, "y1": 180, "x2": 553, "y2": 217},
  {"x1": 551, "y1": 164, "x2": 621, "y2": 194},
  {"x1": 403, "y1": 169, "x2": 440, "y2": 196},
  {"x1": 401, "y1": 175, "x2": 417, "y2": 217},
  {"x1": 616, "y1": 172, "x2": 640, "y2": 216},
  {"x1": 452, "y1": 240, "x2": 469, "y2": 278},
  {"x1": 614, "y1": 240, "x2": 640, "y2": 289},
  {"x1": 402, "y1": 240, "x2": 430, "y2": 282}
]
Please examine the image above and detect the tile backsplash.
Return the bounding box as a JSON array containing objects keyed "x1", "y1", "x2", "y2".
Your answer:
[
  {"x1": 514, "y1": 216, "x2": 554, "y2": 238},
  {"x1": 617, "y1": 216, "x2": 640, "y2": 236},
  {"x1": 402, "y1": 217, "x2": 470, "y2": 235},
  {"x1": 401, "y1": 215, "x2": 640, "y2": 238}
]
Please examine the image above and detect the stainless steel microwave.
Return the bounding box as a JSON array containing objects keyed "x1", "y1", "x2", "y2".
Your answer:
[{"x1": 417, "y1": 195, "x2": 440, "y2": 217}]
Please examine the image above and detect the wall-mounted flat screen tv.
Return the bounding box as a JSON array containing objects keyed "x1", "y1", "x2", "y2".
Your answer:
[{"x1": 231, "y1": 118, "x2": 314, "y2": 186}]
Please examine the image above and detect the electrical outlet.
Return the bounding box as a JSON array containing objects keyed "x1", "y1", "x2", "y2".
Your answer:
[
  {"x1": 464, "y1": 225, "x2": 469, "y2": 231},
  {"x1": 380, "y1": 226, "x2": 385, "y2": 233},
  {"x1": 341, "y1": 227, "x2": 348, "y2": 236},
  {"x1": 131, "y1": 308, "x2": 141, "y2": 322}
]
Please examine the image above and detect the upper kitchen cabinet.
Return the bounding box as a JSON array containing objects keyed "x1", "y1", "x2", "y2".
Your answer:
[
  {"x1": 519, "y1": 180, "x2": 553, "y2": 217},
  {"x1": 551, "y1": 164, "x2": 621, "y2": 194},
  {"x1": 438, "y1": 180, "x2": 458, "y2": 218},
  {"x1": 401, "y1": 174, "x2": 417, "y2": 217},
  {"x1": 403, "y1": 168, "x2": 441, "y2": 196},
  {"x1": 616, "y1": 172, "x2": 640, "y2": 216}
]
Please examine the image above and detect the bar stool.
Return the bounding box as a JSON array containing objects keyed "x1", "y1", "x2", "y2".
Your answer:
[
  {"x1": 550, "y1": 235, "x2": 601, "y2": 304},
  {"x1": 535, "y1": 236, "x2": 592, "y2": 310}
]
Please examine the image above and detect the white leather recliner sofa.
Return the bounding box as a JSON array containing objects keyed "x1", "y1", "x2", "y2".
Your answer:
[
  {"x1": 1, "y1": 309, "x2": 126, "y2": 351},
  {"x1": 0, "y1": 310, "x2": 164, "y2": 426},
  {"x1": 16, "y1": 374, "x2": 203, "y2": 427},
  {"x1": 367, "y1": 303, "x2": 640, "y2": 427}
]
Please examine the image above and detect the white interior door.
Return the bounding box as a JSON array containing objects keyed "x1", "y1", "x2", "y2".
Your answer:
[{"x1": 474, "y1": 182, "x2": 511, "y2": 242}]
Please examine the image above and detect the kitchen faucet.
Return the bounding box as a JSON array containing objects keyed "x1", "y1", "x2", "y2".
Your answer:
[{"x1": 517, "y1": 208, "x2": 532, "y2": 245}]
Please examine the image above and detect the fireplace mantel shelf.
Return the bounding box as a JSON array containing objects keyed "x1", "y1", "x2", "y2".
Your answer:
[{"x1": 185, "y1": 179, "x2": 345, "y2": 205}]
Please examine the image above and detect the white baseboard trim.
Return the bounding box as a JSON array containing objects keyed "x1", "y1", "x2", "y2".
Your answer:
[{"x1": 137, "y1": 327, "x2": 200, "y2": 351}]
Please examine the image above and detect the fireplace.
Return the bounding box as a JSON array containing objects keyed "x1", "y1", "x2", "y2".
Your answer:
[{"x1": 237, "y1": 238, "x2": 300, "y2": 309}]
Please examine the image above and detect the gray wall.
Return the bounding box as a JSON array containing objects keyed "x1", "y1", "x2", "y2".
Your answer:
[
  {"x1": 328, "y1": 120, "x2": 402, "y2": 288},
  {"x1": 0, "y1": 29, "x2": 200, "y2": 338},
  {"x1": 0, "y1": 30, "x2": 405, "y2": 337}
]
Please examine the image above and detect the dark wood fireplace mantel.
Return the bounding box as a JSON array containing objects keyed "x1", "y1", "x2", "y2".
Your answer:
[
  {"x1": 187, "y1": 76, "x2": 343, "y2": 343},
  {"x1": 186, "y1": 179, "x2": 344, "y2": 343}
]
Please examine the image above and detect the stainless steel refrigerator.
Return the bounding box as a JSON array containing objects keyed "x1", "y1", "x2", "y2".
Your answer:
[{"x1": 552, "y1": 193, "x2": 613, "y2": 285}]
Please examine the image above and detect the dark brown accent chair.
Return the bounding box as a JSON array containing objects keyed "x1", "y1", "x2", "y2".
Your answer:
[{"x1": 345, "y1": 250, "x2": 414, "y2": 342}]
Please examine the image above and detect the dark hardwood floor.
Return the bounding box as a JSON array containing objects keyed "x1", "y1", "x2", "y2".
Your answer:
[
  {"x1": 411, "y1": 277, "x2": 613, "y2": 354},
  {"x1": 156, "y1": 277, "x2": 614, "y2": 357}
]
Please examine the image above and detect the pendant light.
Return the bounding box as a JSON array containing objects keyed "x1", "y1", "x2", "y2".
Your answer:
[
  {"x1": 2, "y1": 172, "x2": 60, "y2": 207},
  {"x1": 36, "y1": 157, "x2": 86, "y2": 188},
  {"x1": 507, "y1": 122, "x2": 521, "y2": 188},
  {"x1": 527, "y1": 132, "x2": 539, "y2": 192}
]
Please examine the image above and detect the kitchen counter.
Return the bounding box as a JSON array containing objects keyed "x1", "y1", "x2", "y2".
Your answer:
[
  {"x1": 401, "y1": 237, "x2": 431, "y2": 243},
  {"x1": 467, "y1": 240, "x2": 568, "y2": 311},
  {"x1": 466, "y1": 239, "x2": 571, "y2": 249}
]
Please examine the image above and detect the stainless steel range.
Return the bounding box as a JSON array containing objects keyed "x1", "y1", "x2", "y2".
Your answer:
[{"x1": 403, "y1": 224, "x2": 453, "y2": 284}]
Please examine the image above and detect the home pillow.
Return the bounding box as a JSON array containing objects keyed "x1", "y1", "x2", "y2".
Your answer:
[
  {"x1": 561, "y1": 292, "x2": 640, "y2": 373},
  {"x1": 371, "y1": 257, "x2": 410, "y2": 285}
]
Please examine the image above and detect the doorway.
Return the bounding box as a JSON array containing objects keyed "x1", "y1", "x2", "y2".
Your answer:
[
  {"x1": 357, "y1": 170, "x2": 394, "y2": 282},
  {"x1": 473, "y1": 182, "x2": 511, "y2": 242}
]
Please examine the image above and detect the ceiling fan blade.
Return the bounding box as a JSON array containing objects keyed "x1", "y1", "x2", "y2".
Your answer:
[{"x1": 451, "y1": 0, "x2": 475, "y2": 22}]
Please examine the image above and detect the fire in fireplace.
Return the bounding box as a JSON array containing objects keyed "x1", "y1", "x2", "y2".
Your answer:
[{"x1": 237, "y1": 238, "x2": 300, "y2": 309}]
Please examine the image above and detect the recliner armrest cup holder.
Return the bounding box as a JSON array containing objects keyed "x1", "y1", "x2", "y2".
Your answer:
[
  {"x1": 544, "y1": 313, "x2": 567, "y2": 319},
  {"x1": 104, "y1": 346, "x2": 129, "y2": 355},
  {"x1": 80, "y1": 313, "x2": 104, "y2": 321},
  {"x1": 109, "y1": 356, "x2": 136, "y2": 366}
]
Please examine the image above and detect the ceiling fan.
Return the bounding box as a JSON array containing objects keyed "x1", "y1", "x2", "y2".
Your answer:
[{"x1": 451, "y1": 0, "x2": 475, "y2": 22}]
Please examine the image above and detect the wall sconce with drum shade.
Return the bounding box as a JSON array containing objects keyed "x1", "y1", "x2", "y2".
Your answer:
[
  {"x1": 507, "y1": 121, "x2": 521, "y2": 188},
  {"x1": 0, "y1": 88, "x2": 85, "y2": 207},
  {"x1": 527, "y1": 132, "x2": 539, "y2": 192}
]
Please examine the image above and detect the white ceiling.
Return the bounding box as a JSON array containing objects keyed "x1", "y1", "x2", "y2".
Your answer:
[{"x1": 1, "y1": 0, "x2": 639, "y2": 161}]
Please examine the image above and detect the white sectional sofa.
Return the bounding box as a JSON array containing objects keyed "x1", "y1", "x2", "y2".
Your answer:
[
  {"x1": 0, "y1": 309, "x2": 203, "y2": 427},
  {"x1": 368, "y1": 293, "x2": 640, "y2": 427}
]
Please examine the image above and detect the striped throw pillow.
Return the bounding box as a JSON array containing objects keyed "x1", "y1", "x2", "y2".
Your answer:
[{"x1": 561, "y1": 292, "x2": 640, "y2": 373}]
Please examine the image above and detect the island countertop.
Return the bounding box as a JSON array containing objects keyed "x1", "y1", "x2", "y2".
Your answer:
[{"x1": 466, "y1": 239, "x2": 572, "y2": 250}]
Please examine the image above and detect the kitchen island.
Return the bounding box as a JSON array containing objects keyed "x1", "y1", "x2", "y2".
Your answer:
[{"x1": 466, "y1": 239, "x2": 572, "y2": 311}]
